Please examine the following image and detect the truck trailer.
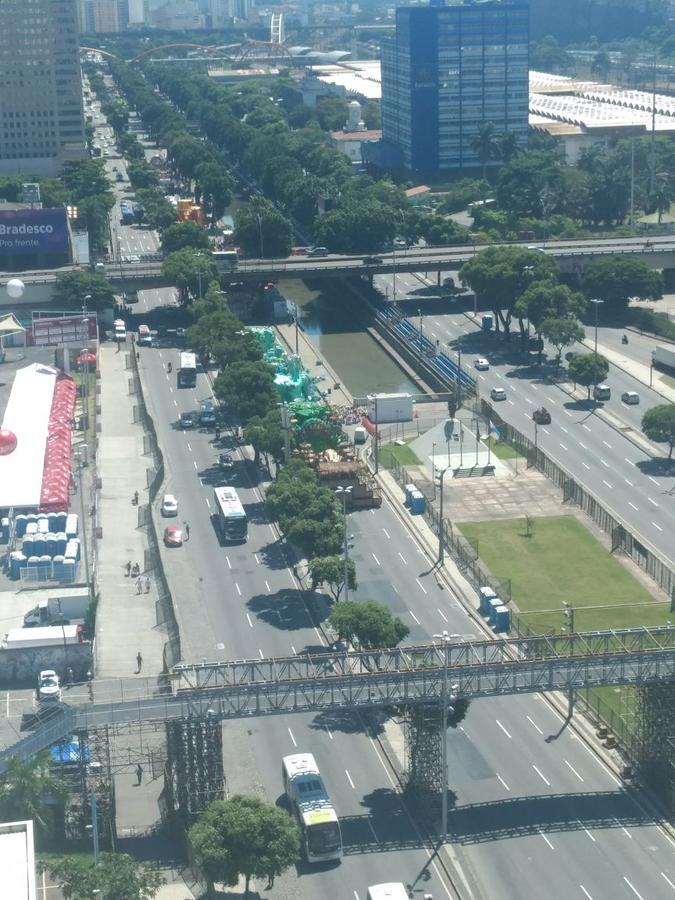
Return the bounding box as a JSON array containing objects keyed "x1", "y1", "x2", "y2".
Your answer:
[
  {"x1": 652, "y1": 345, "x2": 675, "y2": 372},
  {"x1": 2, "y1": 625, "x2": 83, "y2": 650},
  {"x1": 367, "y1": 392, "x2": 414, "y2": 424},
  {"x1": 24, "y1": 596, "x2": 89, "y2": 628}
]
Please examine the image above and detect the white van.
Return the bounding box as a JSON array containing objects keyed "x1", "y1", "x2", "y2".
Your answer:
[
  {"x1": 593, "y1": 383, "x2": 611, "y2": 401},
  {"x1": 113, "y1": 319, "x2": 126, "y2": 342}
]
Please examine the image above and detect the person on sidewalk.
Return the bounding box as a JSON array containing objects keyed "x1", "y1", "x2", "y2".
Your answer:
[
  {"x1": 136, "y1": 577, "x2": 143, "y2": 594},
  {"x1": 136, "y1": 651, "x2": 143, "y2": 673},
  {"x1": 136, "y1": 763, "x2": 143, "y2": 785},
  {"x1": 126, "y1": 560, "x2": 131, "y2": 577},
  {"x1": 185, "y1": 522, "x2": 190, "y2": 540},
  {"x1": 144, "y1": 576, "x2": 151, "y2": 594}
]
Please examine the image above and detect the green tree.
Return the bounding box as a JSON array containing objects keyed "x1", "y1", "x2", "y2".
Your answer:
[
  {"x1": 135, "y1": 187, "x2": 176, "y2": 231},
  {"x1": 53, "y1": 271, "x2": 114, "y2": 311},
  {"x1": 235, "y1": 201, "x2": 292, "y2": 259},
  {"x1": 652, "y1": 171, "x2": 673, "y2": 224},
  {"x1": 495, "y1": 150, "x2": 564, "y2": 220},
  {"x1": 470, "y1": 122, "x2": 500, "y2": 181},
  {"x1": 328, "y1": 600, "x2": 409, "y2": 649},
  {"x1": 590, "y1": 49, "x2": 612, "y2": 80},
  {"x1": 540, "y1": 317, "x2": 585, "y2": 370},
  {"x1": 568, "y1": 352, "x2": 609, "y2": 399},
  {"x1": 162, "y1": 248, "x2": 218, "y2": 303},
  {"x1": 243, "y1": 408, "x2": 284, "y2": 468},
  {"x1": 190, "y1": 795, "x2": 299, "y2": 898},
  {"x1": 77, "y1": 192, "x2": 115, "y2": 252},
  {"x1": 514, "y1": 282, "x2": 585, "y2": 356},
  {"x1": 581, "y1": 256, "x2": 663, "y2": 315},
  {"x1": 161, "y1": 221, "x2": 210, "y2": 255},
  {"x1": 42, "y1": 853, "x2": 163, "y2": 900},
  {"x1": 214, "y1": 360, "x2": 278, "y2": 422},
  {"x1": 641, "y1": 404, "x2": 675, "y2": 459},
  {"x1": 0, "y1": 752, "x2": 67, "y2": 836},
  {"x1": 309, "y1": 555, "x2": 357, "y2": 602},
  {"x1": 62, "y1": 159, "x2": 110, "y2": 199},
  {"x1": 314, "y1": 199, "x2": 396, "y2": 253},
  {"x1": 127, "y1": 160, "x2": 159, "y2": 191},
  {"x1": 498, "y1": 131, "x2": 521, "y2": 162},
  {"x1": 195, "y1": 161, "x2": 233, "y2": 219}
]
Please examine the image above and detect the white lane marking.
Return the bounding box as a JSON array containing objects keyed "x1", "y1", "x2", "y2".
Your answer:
[
  {"x1": 186, "y1": 442, "x2": 192, "y2": 452},
  {"x1": 235, "y1": 583, "x2": 241, "y2": 596},
  {"x1": 525, "y1": 396, "x2": 534, "y2": 405},
  {"x1": 416, "y1": 578, "x2": 427, "y2": 595},
  {"x1": 398, "y1": 552, "x2": 407, "y2": 564},
  {"x1": 265, "y1": 580, "x2": 271, "y2": 592},
  {"x1": 327, "y1": 728, "x2": 334, "y2": 740},
  {"x1": 602, "y1": 480, "x2": 613, "y2": 489},
  {"x1": 542, "y1": 428, "x2": 550, "y2": 435},
  {"x1": 578, "y1": 441, "x2": 587, "y2": 449},
  {"x1": 652, "y1": 522, "x2": 663, "y2": 532},
  {"x1": 648, "y1": 497, "x2": 659, "y2": 507},
  {"x1": 437, "y1": 608, "x2": 448, "y2": 622},
  {"x1": 372, "y1": 552, "x2": 381, "y2": 566},
  {"x1": 345, "y1": 769, "x2": 356, "y2": 790},
  {"x1": 565, "y1": 760, "x2": 584, "y2": 782},
  {"x1": 560, "y1": 443, "x2": 568, "y2": 451},
  {"x1": 497, "y1": 774, "x2": 510, "y2": 791},
  {"x1": 226, "y1": 556, "x2": 231, "y2": 569},
  {"x1": 580, "y1": 886, "x2": 594, "y2": 900},
  {"x1": 291, "y1": 646, "x2": 297, "y2": 655},
  {"x1": 656, "y1": 825, "x2": 675, "y2": 850},
  {"x1": 383, "y1": 528, "x2": 391, "y2": 539},
  {"x1": 410, "y1": 610, "x2": 421, "y2": 625},
  {"x1": 174, "y1": 399, "x2": 178, "y2": 407},
  {"x1": 546, "y1": 397, "x2": 556, "y2": 404},
  {"x1": 533, "y1": 765, "x2": 551, "y2": 787},
  {"x1": 623, "y1": 877, "x2": 645, "y2": 900},
  {"x1": 508, "y1": 399, "x2": 515, "y2": 405},
  {"x1": 579, "y1": 821, "x2": 595, "y2": 842},
  {"x1": 583, "y1": 424, "x2": 592, "y2": 432},
  {"x1": 538, "y1": 829, "x2": 554, "y2": 849},
  {"x1": 624, "y1": 457, "x2": 634, "y2": 465},
  {"x1": 392, "y1": 583, "x2": 400, "y2": 594},
  {"x1": 254, "y1": 553, "x2": 260, "y2": 564},
  {"x1": 531, "y1": 385, "x2": 539, "y2": 392},
  {"x1": 582, "y1": 462, "x2": 591, "y2": 469},
  {"x1": 259, "y1": 648, "x2": 264, "y2": 660},
  {"x1": 314, "y1": 627, "x2": 326, "y2": 646},
  {"x1": 527, "y1": 715, "x2": 544, "y2": 735},
  {"x1": 661, "y1": 872, "x2": 675, "y2": 890},
  {"x1": 560, "y1": 426, "x2": 568, "y2": 434},
  {"x1": 600, "y1": 459, "x2": 609, "y2": 468},
  {"x1": 602, "y1": 440, "x2": 611, "y2": 448},
  {"x1": 369, "y1": 735, "x2": 396, "y2": 789},
  {"x1": 193, "y1": 460, "x2": 198, "y2": 471},
  {"x1": 614, "y1": 817, "x2": 632, "y2": 837},
  {"x1": 649, "y1": 476, "x2": 659, "y2": 485},
  {"x1": 496, "y1": 719, "x2": 512, "y2": 739},
  {"x1": 287, "y1": 727, "x2": 297, "y2": 747},
  {"x1": 205, "y1": 497, "x2": 211, "y2": 509},
  {"x1": 629, "y1": 502, "x2": 639, "y2": 511},
  {"x1": 625, "y1": 479, "x2": 634, "y2": 487}
]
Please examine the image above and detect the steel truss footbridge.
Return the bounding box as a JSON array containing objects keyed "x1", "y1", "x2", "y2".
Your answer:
[{"x1": 3, "y1": 626, "x2": 675, "y2": 774}]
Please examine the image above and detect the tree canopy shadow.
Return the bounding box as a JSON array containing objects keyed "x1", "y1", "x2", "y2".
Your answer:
[
  {"x1": 246, "y1": 589, "x2": 315, "y2": 631},
  {"x1": 256, "y1": 539, "x2": 289, "y2": 572},
  {"x1": 309, "y1": 706, "x2": 387, "y2": 737},
  {"x1": 635, "y1": 457, "x2": 675, "y2": 477}
]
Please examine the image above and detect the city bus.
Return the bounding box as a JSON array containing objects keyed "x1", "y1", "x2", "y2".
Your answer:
[
  {"x1": 120, "y1": 201, "x2": 134, "y2": 225},
  {"x1": 367, "y1": 886, "x2": 409, "y2": 900},
  {"x1": 213, "y1": 486, "x2": 247, "y2": 544},
  {"x1": 212, "y1": 249, "x2": 239, "y2": 269},
  {"x1": 177, "y1": 351, "x2": 197, "y2": 388},
  {"x1": 282, "y1": 753, "x2": 342, "y2": 864}
]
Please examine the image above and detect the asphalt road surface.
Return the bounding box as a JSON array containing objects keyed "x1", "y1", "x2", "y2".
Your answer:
[{"x1": 135, "y1": 297, "x2": 675, "y2": 900}]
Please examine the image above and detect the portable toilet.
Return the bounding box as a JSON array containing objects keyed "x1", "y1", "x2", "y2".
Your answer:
[
  {"x1": 47, "y1": 512, "x2": 58, "y2": 533},
  {"x1": 9, "y1": 551, "x2": 24, "y2": 579},
  {"x1": 14, "y1": 514, "x2": 27, "y2": 537},
  {"x1": 37, "y1": 515, "x2": 49, "y2": 534},
  {"x1": 1, "y1": 518, "x2": 8, "y2": 543},
  {"x1": 494, "y1": 605, "x2": 510, "y2": 633},
  {"x1": 45, "y1": 533, "x2": 57, "y2": 557},
  {"x1": 65, "y1": 514, "x2": 79, "y2": 539},
  {"x1": 25, "y1": 521, "x2": 38, "y2": 537},
  {"x1": 478, "y1": 586, "x2": 497, "y2": 615},
  {"x1": 404, "y1": 484, "x2": 416, "y2": 506},
  {"x1": 55, "y1": 511, "x2": 67, "y2": 532},
  {"x1": 488, "y1": 597, "x2": 502, "y2": 624},
  {"x1": 410, "y1": 490, "x2": 425, "y2": 514},
  {"x1": 26, "y1": 513, "x2": 38, "y2": 529},
  {"x1": 61, "y1": 558, "x2": 76, "y2": 581},
  {"x1": 481, "y1": 314, "x2": 493, "y2": 332},
  {"x1": 55, "y1": 532, "x2": 68, "y2": 555}
]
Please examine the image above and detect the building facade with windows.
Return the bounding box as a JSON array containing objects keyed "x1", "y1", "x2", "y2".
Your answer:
[
  {"x1": 0, "y1": 0, "x2": 86, "y2": 176},
  {"x1": 379, "y1": 0, "x2": 529, "y2": 174}
]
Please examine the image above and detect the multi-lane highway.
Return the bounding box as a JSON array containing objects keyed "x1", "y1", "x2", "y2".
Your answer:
[
  {"x1": 375, "y1": 270, "x2": 675, "y2": 567},
  {"x1": 134, "y1": 289, "x2": 675, "y2": 900}
]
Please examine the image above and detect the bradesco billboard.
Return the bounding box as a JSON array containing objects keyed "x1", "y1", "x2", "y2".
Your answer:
[{"x1": 0, "y1": 208, "x2": 69, "y2": 256}]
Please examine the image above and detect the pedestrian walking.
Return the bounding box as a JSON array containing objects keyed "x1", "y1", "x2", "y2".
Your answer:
[
  {"x1": 136, "y1": 763, "x2": 143, "y2": 785},
  {"x1": 67, "y1": 667, "x2": 74, "y2": 685},
  {"x1": 136, "y1": 577, "x2": 142, "y2": 594},
  {"x1": 185, "y1": 522, "x2": 190, "y2": 540},
  {"x1": 144, "y1": 576, "x2": 151, "y2": 594},
  {"x1": 125, "y1": 560, "x2": 132, "y2": 577},
  {"x1": 136, "y1": 651, "x2": 143, "y2": 673}
]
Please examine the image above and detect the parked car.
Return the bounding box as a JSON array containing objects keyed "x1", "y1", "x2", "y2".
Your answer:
[
  {"x1": 593, "y1": 383, "x2": 611, "y2": 401},
  {"x1": 218, "y1": 453, "x2": 234, "y2": 471},
  {"x1": 490, "y1": 387, "x2": 507, "y2": 401},
  {"x1": 621, "y1": 391, "x2": 640, "y2": 405},
  {"x1": 180, "y1": 411, "x2": 196, "y2": 428},
  {"x1": 307, "y1": 246, "x2": 328, "y2": 258},
  {"x1": 161, "y1": 494, "x2": 178, "y2": 517},
  {"x1": 533, "y1": 406, "x2": 551, "y2": 425},
  {"x1": 164, "y1": 526, "x2": 183, "y2": 547},
  {"x1": 474, "y1": 357, "x2": 490, "y2": 371},
  {"x1": 37, "y1": 670, "x2": 61, "y2": 703}
]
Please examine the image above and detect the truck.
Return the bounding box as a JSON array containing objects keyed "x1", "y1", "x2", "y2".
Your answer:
[
  {"x1": 24, "y1": 596, "x2": 89, "y2": 629},
  {"x1": 367, "y1": 392, "x2": 414, "y2": 424},
  {"x1": 316, "y1": 461, "x2": 382, "y2": 509},
  {"x1": 2, "y1": 625, "x2": 84, "y2": 650},
  {"x1": 652, "y1": 345, "x2": 675, "y2": 372}
]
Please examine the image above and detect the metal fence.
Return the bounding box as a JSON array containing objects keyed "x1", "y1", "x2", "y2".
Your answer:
[{"x1": 129, "y1": 350, "x2": 182, "y2": 670}]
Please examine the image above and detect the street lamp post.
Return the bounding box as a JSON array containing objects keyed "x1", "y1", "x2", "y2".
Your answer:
[
  {"x1": 335, "y1": 486, "x2": 353, "y2": 601},
  {"x1": 589, "y1": 298, "x2": 604, "y2": 356},
  {"x1": 432, "y1": 631, "x2": 459, "y2": 843},
  {"x1": 256, "y1": 213, "x2": 264, "y2": 259}
]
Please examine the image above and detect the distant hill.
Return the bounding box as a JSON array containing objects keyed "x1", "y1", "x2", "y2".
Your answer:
[{"x1": 530, "y1": 0, "x2": 668, "y2": 43}]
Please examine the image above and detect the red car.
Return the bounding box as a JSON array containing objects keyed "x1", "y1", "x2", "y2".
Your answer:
[{"x1": 164, "y1": 526, "x2": 183, "y2": 547}]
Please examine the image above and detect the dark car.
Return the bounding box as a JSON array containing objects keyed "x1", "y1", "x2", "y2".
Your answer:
[
  {"x1": 218, "y1": 453, "x2": 235, "y2": 471},
  {"x1": 532, "y1": 407, "x2": 551, "y2": 425},
  {"x1": 363, "y1": 255, "x2": 384, "y2": 265},
  {"x1": 180, "y1": 411, "x2": 196, "y2": 428}
]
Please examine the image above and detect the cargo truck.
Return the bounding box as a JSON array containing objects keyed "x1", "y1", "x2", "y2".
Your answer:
[
  {"x1": 652, "y1": 345, "x2": 675, "y2": 372},
  {"x1": 367, "y1": 392, "x2": 413, "y2": 424},
  {"x1": 2, "y1": 625, "x2": 84, "y2": 650},
  {"x1": 24, "y1": 596, "x2": 89, "y2": 629}
]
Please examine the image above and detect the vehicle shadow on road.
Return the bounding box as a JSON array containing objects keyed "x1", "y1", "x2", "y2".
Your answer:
[
  {"x1": 247, "y1": 589, "x2": 319, "y2": 631},
  {"x1": 309, "y1": 707, "x2": 387, "y2": 737}
]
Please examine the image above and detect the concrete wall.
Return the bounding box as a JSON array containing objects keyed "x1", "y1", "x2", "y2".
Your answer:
[{"x1": 0, "y1": 643, "x2": 93, "y2": 686}]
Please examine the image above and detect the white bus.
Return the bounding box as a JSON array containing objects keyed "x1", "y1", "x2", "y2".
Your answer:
[
  {"x1": 178, "y1": 351, "x2": 197, "y2": 388},
  {"x1": 213, "y1": 486, "x2": 247, "y2": 544},
  {"x1": 367, "y1": 885, "x2": 409, "y2": 900},
  {"x1": 282, "y1": 753, "x2": 342, "y2": 864}
]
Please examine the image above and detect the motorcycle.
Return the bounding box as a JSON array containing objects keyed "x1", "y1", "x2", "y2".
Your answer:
[{"x1": 622, "y1": 334, "x2": 629, "y2": 345}]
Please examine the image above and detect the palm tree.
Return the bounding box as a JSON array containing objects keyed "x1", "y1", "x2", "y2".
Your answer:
[
  {"x1": 498, "y1": 131, "x2": 521, "y2": 163},
  {"x1": 653, "y1": 172, "x2": 673, "y2": 224},
  {"x1": 470, "y1": 122, "x2": 500, "y2": 181},
  {"x1": 0, "y1": 752, "x2": 67, "y2": 833}
]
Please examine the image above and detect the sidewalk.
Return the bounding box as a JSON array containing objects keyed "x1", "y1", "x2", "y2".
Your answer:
[{"x1": 590, "y1": 337, "x2": 675, "y2": 405}]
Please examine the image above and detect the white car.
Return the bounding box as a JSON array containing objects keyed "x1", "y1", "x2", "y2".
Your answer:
[
  {"x1": 37, "y1": 670, "x2": 61, "y2": 702},
  {"x1": 161, "y1": 494, "x2": 178, "y2": 517},
  {"x1": 490, "y1": 387, "x2": 507, "y2": 401},
  {"x1": 474, "y1": 357, "x2": 490, "y2": 371}
]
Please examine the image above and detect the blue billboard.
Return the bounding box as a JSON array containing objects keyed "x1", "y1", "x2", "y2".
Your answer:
[{"x1": 0, "y1": 208, "x2": 69, "y2": 256}]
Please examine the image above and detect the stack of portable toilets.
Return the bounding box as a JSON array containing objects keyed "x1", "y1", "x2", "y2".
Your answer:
[
  {"x1": 12, "y1": 511, "x2": 78, "y2": 581},
  {"x1": 478, "y1": 585, "x2": 510, "y2": 634}
]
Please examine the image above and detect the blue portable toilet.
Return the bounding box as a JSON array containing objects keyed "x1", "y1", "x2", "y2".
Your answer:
[
  {"x1": 62, "y1": 558, "x2": 76, "y2": 581},
  {"x1": 478, "y1": 586, "x2": 497, "y2": 615},
  {"x1": 65, "y1": 514, "x2": 78, "y2": 539},
  {"x1": 56, "y1": 532, "x2": 68, "y2": 555},
  {"x1": 404, "y1": 484, "x2": 416, "y2": 506},
  {"x1": 494, "y1": 606, "x2": 510, "y2": 633},
  {"x1": 47, "y1": 513, "x2": 58, "y2": 533},
  {"x1": 33, "y1": 535, "x2": 45, "y2": 557},
  {"x1": 45, "y1": 533, "x2": 57, "y2": 557},
  {"x1": 481, "y1": 314, "x2": 493, "y2": 332},
  {"x1": 9, "y1": 551, "x2": 24, "y2": 579},
  {"x1": 14, "y1": 514, "x2": 27, "y2": 537},
  {"x1": 55, "y1": 511, "x2": 67, "y2": 532},
  {"x1": 488, "y1": 597, "x2": 502, "y2": 624},
  {"x1": 410, "y1": 490, "x2": 425, "y2": 514},
  {"x1": 1, "y1": 518, "x2": 8, "y2": 543},
  {"x1": 26, "y1": 513, "x2": 38, "y2": 529},
  {"x1": 22, "y1": 536, "x2": 34, "y2": 559}
]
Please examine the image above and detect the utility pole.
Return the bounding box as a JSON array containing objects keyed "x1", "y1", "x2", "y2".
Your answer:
[
  {"x1": 279, "y1": 403, "x2": 292, "y2": 465},
  {"x1": 629, "y1": 138, "x2": 635, "y2": 232},
  {"x1": 437, "y1": 466, "x2": 449, "y2": 565}
]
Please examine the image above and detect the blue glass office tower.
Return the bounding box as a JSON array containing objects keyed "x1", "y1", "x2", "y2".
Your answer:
[{"x1": 380, "y1": 0, "x2": 529, "y2": 174}]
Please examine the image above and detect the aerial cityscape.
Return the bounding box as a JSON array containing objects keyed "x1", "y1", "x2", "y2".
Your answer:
[{"x1": 0, "y1": 0, "x2": 674, "y2": 898}]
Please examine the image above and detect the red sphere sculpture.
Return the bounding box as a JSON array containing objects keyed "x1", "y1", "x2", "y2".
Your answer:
[{"x1": 0, "y1": 428, "x2": 17, "y2": 455}]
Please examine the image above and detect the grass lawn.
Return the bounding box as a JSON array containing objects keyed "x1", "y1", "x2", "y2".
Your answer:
[
  {"x1": 379, "y1": 441, "x2": 420, "y2": 469},
  {"x1": 484, "y1": 437, "x2": 523, "y2": 460}
]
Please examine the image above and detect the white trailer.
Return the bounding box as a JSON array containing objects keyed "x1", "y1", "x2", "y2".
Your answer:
[
  {"x1": 652, "y1": 345, "x2": 675, "y2": 372},
  {"x1": 2, "y1": 625, "x2": 82, "y2": 650},
  {"x1": 367, "y1": 885, "x2": 410, "y2": 900},
  {"x1": 367, "y1": 392, "x2": 414, "y2": 424}
]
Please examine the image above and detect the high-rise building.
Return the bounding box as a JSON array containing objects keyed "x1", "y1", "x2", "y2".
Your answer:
[
  {"x1": 0, "y1": 0, "x2": 86, "y2": 177},
  {"x1": 379, "y1": 0, "x2": 529, "y2": 174}
]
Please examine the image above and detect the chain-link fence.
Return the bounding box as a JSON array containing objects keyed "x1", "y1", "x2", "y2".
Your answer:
[{"x1": 129, "y1": 351, "x2": 181, "y2": 670}]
